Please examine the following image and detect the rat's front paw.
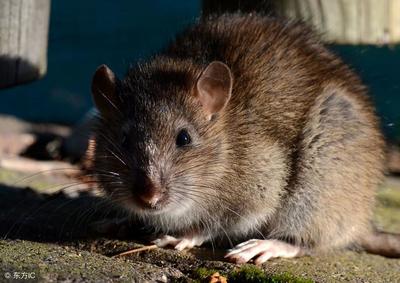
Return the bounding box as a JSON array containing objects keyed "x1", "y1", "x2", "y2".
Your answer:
[
  {"x1": 152, "y1": 235, "x2": 205, "y2": 251},
  {"x1": 225, "y1": 239, "x2": 303, "y2": 265}
]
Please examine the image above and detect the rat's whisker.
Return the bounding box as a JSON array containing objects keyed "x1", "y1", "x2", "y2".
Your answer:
[
  {"x1": 12, "y1": 167, "x2": 82, "y2": 186},
  {"x1": 98, "y1": 89, "x2": 122, "y2": 114},
  {"x1": 104, "y1": 147, "x2": 127, "y2": 167}
]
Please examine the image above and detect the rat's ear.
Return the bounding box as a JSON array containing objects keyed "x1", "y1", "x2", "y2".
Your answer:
[
  {"x1": 91, "y1": 64, "x2": 120, "y2": 118},
  {"x1": 196, "y1": 61, "x2": 233, "y2": 119}
]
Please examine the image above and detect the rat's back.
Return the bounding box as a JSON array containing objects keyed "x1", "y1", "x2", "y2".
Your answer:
[{"x1": 165, "y1": 13, "x2": 376, "y2": 144}]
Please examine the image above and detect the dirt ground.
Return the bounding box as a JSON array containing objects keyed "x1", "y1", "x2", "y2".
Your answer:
[{"x1": 0, "y1": 115, "x2": 399, "y2": 282}]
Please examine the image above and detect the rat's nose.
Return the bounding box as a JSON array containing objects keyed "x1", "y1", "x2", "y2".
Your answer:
[
  {"x1": 139, "y1": 183, "x2": 162, "y2": 207},
  {"x1": 135, "y1": 170, "x2": 162, "y2": 207}
]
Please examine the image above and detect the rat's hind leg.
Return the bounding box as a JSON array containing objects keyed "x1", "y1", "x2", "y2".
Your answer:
[
  {"x1": 270, "y1": 86, "x2": 384, "y2": 254},
  {"x1": 225, "y1": 239, "x2": 305, "y2": 265},
  {"x1": 225, "y1": 86, "x2": 384, "y2": 264}
]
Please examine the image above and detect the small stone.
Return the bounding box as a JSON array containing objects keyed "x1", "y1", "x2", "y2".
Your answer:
[{"x1": 209, "y1": 272, "x2": 227, "y2": 283}]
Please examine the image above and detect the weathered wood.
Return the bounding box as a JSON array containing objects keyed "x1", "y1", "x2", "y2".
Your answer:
[
  {"x1": 0, "y1": 0, "x2": 51, "y2": 89},
  {"x1": 274, "y1": 0, "x2": 394, "y2": 44},
  {"x1": 203, "y1": 0, "x2": 400, "y2": 45}
]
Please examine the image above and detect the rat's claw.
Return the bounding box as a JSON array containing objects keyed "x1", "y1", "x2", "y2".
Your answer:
[
  {"x1": 225, "y1": 239, "x2": 302, "y2": 265},
  {"x1": 152, "y1": 235, "x2": 205, "y2": 251},
  {"x1": 175, "y1": 238, "x2": 194, "y2": 251},
  {"x1": 152, "y1": 235, "x2": 180, "y2": 247},
  {"x1": 226, "y1": 239, "x2": 259, "y2": 255}
]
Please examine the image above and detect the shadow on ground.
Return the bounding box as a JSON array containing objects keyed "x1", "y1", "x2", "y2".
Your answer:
[{"x1": 0, "y1": 182, "x2": 153, "y2": 245}]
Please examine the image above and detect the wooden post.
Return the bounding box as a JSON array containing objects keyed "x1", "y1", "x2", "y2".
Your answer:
[
  {"x1": 202, "y1": 0, "x2": 400, "y2": 45},
  {"x1": 0, "y1": 0, "x2": 51, "y2": 89}
]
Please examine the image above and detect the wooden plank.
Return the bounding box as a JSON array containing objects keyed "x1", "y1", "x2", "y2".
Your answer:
[
  {"x1": 202, "y1": 0, "x2": 400, "y2": 45},
  {"x1": 282, "y1": 0, "x2": 400, "y2": 44},
  {"x1": 0, "y1": 0, "x2": 51, "y2": 89},
  {"x1": 390, "y1": 0, "x2": 400, "y2": 42}
]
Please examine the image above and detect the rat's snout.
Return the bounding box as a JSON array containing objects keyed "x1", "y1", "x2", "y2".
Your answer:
[
  {"x1": 138, "y1": 182, "x2": 162, "y2": 207},
  {"x1": 134, "y1": 170, "x2": 164, "y2": 208}
]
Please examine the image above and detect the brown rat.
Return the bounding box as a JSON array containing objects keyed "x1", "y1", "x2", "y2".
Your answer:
[{"x1": 89, "y1": 13, "x2": 400, "y2": 263}]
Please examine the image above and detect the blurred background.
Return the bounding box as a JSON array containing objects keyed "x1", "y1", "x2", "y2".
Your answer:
[{"x1": 0, "y1": 0, "x2": 199, "y2": 123}]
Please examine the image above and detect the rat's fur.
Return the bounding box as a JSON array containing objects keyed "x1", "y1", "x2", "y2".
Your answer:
[{"x1": 91, "y1": 14, "x2": 391, "y2": 255}]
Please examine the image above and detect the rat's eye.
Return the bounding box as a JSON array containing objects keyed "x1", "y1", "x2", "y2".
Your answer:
[{"x1": 176, "y1": 129, "x2": 191, "y2": 147}]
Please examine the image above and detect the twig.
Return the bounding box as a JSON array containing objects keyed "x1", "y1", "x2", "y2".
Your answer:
[{"x1": 112, "y1": 244, "x2": 158, "y2": 257}]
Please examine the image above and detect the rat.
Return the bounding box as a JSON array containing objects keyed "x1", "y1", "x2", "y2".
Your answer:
[{"x1": 88, "y1": 13, "x2": 400, "y2": 264}]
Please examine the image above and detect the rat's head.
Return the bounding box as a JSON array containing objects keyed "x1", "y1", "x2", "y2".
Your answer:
[{"x1": 90, "y1": 59, "x2": 233, "y2": 218}]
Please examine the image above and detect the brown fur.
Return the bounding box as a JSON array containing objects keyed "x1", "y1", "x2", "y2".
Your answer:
[{"x1": 90, "y1": 13, "x2": 388, "y2": 254}]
